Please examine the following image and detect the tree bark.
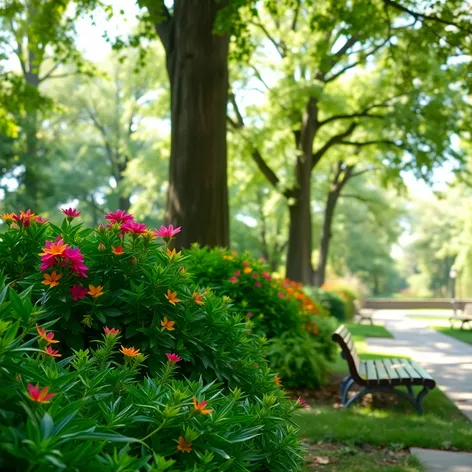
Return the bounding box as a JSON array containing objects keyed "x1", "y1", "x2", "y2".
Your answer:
[
  {"x1": 313, "y1": 188, "x2": 341, "y2": 286},
  {"x1": 156, "y1": 0, "x2": 230, "y2": 249}
]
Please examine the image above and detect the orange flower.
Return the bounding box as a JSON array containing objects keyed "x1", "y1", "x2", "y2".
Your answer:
[
  {"x1": 274, "y1": 375, "x2": 282, "y2": 386},
  {"x1": 193, "y1": 397, "x2": 212, "y2": 415},
  {"x1": 120, "y1": 346, "x2": 141, "y2": 357},
  {"x1": 166, "y1": 247, "x2": 181, "y2": 259},
  {"x1": 43, "y1": 346, "x2": 62, "y2": 357},
  {"x1": 161, "y1": 316, "x2": 175, "y2": 331},
  {"x1": 165, "y1": 289, "x2": 180, "y2": 305},
  {"x1": 177, "y1": 436, "x2": 192, "y2": 453},
  {"x1": 27, "y1": 383, "x2": 56, "y2": 403},
  {"x1": 243, "y1": 267, "x2": 253, "y2": 274},
  {"x1": 42, "y1": 271, "x2": 62, "y2": 288},
  {"x1": 88, "y1": 285, "x2": 104, "y2": 298},
  {"x1": 39, "y1": 239, "x2": 68, "y2": 257},
  {"x1": 192, "y1": 291, "x2": 205, "y2": 306},
  {"x1": 112, "y1": 245, "x2": 124, "y2": 255},
  {"x1": 36, "y1": 324, "x2": 59, "y2": 344},
  {"x1": 1, "y1": 212, "x2": 16, "y2": 222}
]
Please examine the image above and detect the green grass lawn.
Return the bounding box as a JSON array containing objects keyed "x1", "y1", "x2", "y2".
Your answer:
[
  {"x1": 298, "y1": 321, "x2": 472, "y2": 471},
  {"x1": 435, "y1": 327, "x2": 472, "y2": 345}
]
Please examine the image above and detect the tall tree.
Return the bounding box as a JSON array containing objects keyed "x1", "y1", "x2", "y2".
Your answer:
[{"x1": 229, "y1": 0, "x2": 467, "y2": 284}]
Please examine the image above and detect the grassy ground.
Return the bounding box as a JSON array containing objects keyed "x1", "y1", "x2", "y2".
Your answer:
[
  {"x1": 405, "y1": 314, "x2": 472, "y2": 345},
  {"x1": 297, "y1": 322, "x2": 472, "y2": 471}
]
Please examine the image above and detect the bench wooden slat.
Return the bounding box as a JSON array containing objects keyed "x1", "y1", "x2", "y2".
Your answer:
[
  {"x1": 389, "y1": 358, "x2": 411, "y2": 383},
  {"x1": 396, "y1": 358, "x2": 418, "y2": 381},
  {"x1": 383, "y1": 359, "x2": 400, "y2": 381},
  {"x1": 359, "y1": 362, "x2": 367, "y2": 380},
  {"x1": 403, "y1": 359, "x2": 433, "y2": 382},
  {"x1": 365, "y1": 361, "x2": 378, "y2": 383},
  {"x1": 374, "y1": 360, "x2": 390, "y2": 382}
]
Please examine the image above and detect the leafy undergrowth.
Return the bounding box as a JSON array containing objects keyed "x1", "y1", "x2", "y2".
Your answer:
[{"x1": 302, "y1": 440, "x2": 423, "y2": 472}]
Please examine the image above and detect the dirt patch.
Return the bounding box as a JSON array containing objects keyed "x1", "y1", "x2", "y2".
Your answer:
[{"x1": 287, "y1": 374, "x2": 415, "y2": 412}]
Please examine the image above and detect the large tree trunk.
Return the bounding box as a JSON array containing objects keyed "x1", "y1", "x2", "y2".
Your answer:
[
  {"x1": 313, "y1": 188, "x2": 340, "y2": 286},
  {"x1": 158, "y1": 0, "x2": 230, "y2": 249}
]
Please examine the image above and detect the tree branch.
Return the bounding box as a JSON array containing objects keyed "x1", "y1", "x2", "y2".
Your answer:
[
  {"x1": 312, "y1": 122, "x2": 358, "y2": 169},
  {"x1": 384, "y1": 0, "x2": 472, "y2": 34},
  {"x1": 140, "y1": 0, "x2": 173, "y2": 52},
  {"x1": 340, "y1": 193, "x2": 374, "y2": 203},
  {"x1": 39, "y1": 57, "x2": 67, "y2": 82},
  {"x1": 318, "y1": 112, "x2": 385, "y2": 128},
  {"x1": 250, "y1": 20, "x2": 286, "y2": 58},
  {"x1": 339, "y1": 139, "x2": 404, "y2": 149},
  {"x1": 291, "y1": 0, "x2": 301, "y2": 31}
]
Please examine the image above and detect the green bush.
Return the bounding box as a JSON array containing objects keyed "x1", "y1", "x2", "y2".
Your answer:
[
  {"x1": 304, "y1": 287, "x2": 347, "y2": 322},
  {"x1": 0, "y1": 209, "x2": 304, "y2": 470},
  {"x1": 321, "y1": 282, "x2": 358, "y2": 320},
  {"x1": 0, "y1": 282, "x2": 303, "y2": 471},
  {"x1": 184, "y1": 246, "x2": 336, "y2": 387}
]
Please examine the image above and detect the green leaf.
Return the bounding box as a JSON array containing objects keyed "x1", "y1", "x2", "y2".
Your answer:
[{"x1": 40, "y1": 413, "x2": 54, "y2": 439}]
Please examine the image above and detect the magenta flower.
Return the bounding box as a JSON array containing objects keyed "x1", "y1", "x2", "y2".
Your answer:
[
  {"x1": 229, "y1": 276, "x2": 238, "y2": 284},
  {"x1": 277, "y1": 292, "x2": 285, "y2": 298},
  {"x1": 255, "y1": 282, "x2": 262, "y2": 288},
  {"x1": 70, "y1": 285, "x2": 88, "y2": 301},
  {"x1": 62, "y1": 208, "x2": 81, "y2": 218},
  {"x1": 262, "y1": 272, "x2": 271, "y2": 280},
  {"x1": 252, "y1": 273, "x2": 259, "y2": 279},
  {"x1": 234, "y1": 270, "x2": 241, "y2": 276},
  {"x1": 166, "y1": 353, "x2": 182, "y2": 364},
  {"x1": 121, "y1": 220, "x2": 147, "y2": 234},
  {"x1": 154, "y1": 224, "x2": 181, "y2": 240},
  {"x1": 34, "y1": 216, "x2": 49, "y2": 224},
  {"x1": 63, "y1": 247, "x2": 88, "y2": 278},
  {"x1": 105, "y1": 210, "x2": 134, "y2": 224},
  {"x1": 13, "y1": 209, "x2": 36, "y2": 227},
  {"x1": 297, "y1": 396, "x2": 309, "y2": 409},
  {"x1": 246, "y1": 312, "x2": 254, "y2": 318}
]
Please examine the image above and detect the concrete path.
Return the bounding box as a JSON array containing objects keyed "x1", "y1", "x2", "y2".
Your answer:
[
  {"x1": 410, "y1": 448, "x2": 472, "y2": 472},
  {"x1": 367, "y1": 309, "x2": 472, "y2": 421}
]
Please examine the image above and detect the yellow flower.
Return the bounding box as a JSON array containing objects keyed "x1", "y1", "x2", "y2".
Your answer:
[
  {"x1": 120, "y1": 346, "x2": 141, "y2": 357},
  {"x1": 193, "y1": 397, "x2": 212, "y2": 414},
  {"x1": 88, "y1": 285, "x2": 104, "y2": 298},
  {"x1": 42, "y1": 271, "x2": 62, "y2": 288},
  {"x1": 1, "y1": 212, "x2": 16, "y2": 221},
  {"x1": 161, "y1": 316, "x2": 175, "y2": 331},
  {"x1": 166, "y1": 247, "x2": 182, "y2": 259},
  {"x1": 165, "y1": 289, "x2": 180, "y2": 305},
  {"x1": 177, "y1": 436, "x2": 192, "y2": 453},
  {"x1": 243, "y1": 267, "x2": 253, "y2": 274},
  {"x1": 222, "y1": 255, "x2": 234, "y2": 261}
]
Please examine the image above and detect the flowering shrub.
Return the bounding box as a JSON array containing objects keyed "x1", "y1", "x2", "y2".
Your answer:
[
  {"x1": 304, "y1": 287, "x2": 348, "y2": 321},
  {"x1": 184, "y1": 246, "x2": 336, "y2": 387},
  {"x1": 0, "y1": 283, "x2": 303, "y2": 471},
  {"x1": 321, "y1": 281, "x2": 359, "y2": 320},
  {"x1": 0, "y1": 210, "x2": 286, "y2": 399}
]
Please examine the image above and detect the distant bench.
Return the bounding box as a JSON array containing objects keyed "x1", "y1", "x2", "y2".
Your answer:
[
  {"x1": 449, "y1": 303, "x2": 472, "y2": 330},
  {"x1": 354, "y1": 300, "x2": 374, "y2": 325},
  {"x1": 332, "y1": 325, "x2": 436, "y2": 414}
]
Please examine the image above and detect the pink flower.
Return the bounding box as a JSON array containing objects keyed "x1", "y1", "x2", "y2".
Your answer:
[
  {"x1": 262, "y1": 272, "x2": 271, "y2": 280},
  {"x1": 234, "y1": 270, "x2": 241, "y2": 276},
  {"x1": 121, "y1": 221, "x2": 147, "y2": 234},
  {"x1": 259, "y1": 257, "x2": 266, "y2": 262},
  {"x1": 64, "y1": 247, "x2": 88, "y2": 278},
  {"x1": 297, "y1": 396, "x2": 309, "y2": 409},
  {"x1": 252, "y1": 273, "x2": 259, "y2": 279},
  {"x1": 246, "y1": 312, "x2": 254, "y2": 318},
  {"x1": 39, "y1": 237, "x2": 68, "y2": 271},
  {"x1": 242, "y1": 261, "x2": 250, "y2": 267},
  {"x1": 70, "y1": 285, "x2": 88, "y2": 301},
  {"x1": 27, "y1": 383, "x2": 56, "y2": 403},
  {"x1": 105, "y1": 210, "x2": 134, "y2": 224},
  {"x1": 166, "y1": 353, "x2": 182, "y2": 364},
  {"x1": 104, "y1": 327, "x2": 120, "y2": 336},
  {"x1": 34, "y1": 216, "x2": 49, "y2": 224},
  {"x1": 61, "y1": 208, "x2": 81, "y2": 218},
  {"x1": 154, "y1": 224, "x2": 181, "y2": 240},
  {"x1": 255, "y1": 282, "x2": 262, "y2": 288},
  {"x1": 13, "y1": 209, "x2": 36, "y2": 227},
  {"x1": 277, "y1": 292, "x2": 285, "y2": 298},
  {"x1": 229, "y1": 276, "x2": 238, "y2": 284}
]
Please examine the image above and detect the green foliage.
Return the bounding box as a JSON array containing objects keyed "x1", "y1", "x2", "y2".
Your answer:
[
  {"x1": 0, "y1": 282, "x2": 303, "y2": 471},
  {"x1": 184, "y1": 246, "x2": 337, "y2": 387},
  {"x1": 305, "y1": 287, "x2": 347, "y2": 322}
]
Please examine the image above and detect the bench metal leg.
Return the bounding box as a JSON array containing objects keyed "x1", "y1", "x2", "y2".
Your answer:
[
  {"x1": 341, "y1": 377, "x2": 355, "y2": 404},
  {"x1": 343, "y1": 385, "x2": 430, "y2": 414},
  {"x1": 339, "y1": 375, "x2": 351, "y2": 398}
]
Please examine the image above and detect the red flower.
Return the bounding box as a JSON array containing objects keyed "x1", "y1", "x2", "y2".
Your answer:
[
  {"x1": 36, "y1": 324, "x2": 59, "y2": 344},
  {"x1": 154, "y1": 224, "x2": 181, "y2": 240},
  {"x1": 70, "y1": 285, "x2": 88, "y2": 301},
  {"x1": 61, "y1": 208, "x2": 81, "y2": 218},
  {"x1": 262, "y1": 272, "x2": 271, "y2": 280},
  {"x1": 43, "y1": 346, "x2": 62, "y2": 358},
  {"x1": 27, "y1": 383, "x2": 56, "y2": 403},
  {"x1": 63, "y1": 247, "x2": 88, "y2": 277},
  {"x1": 255, "y1": 282, "x2": 262, "y2": 288},
  {"x1": 246, "y1": 312, "x2": 254, "y2": 318},
  {"x1": 234, "y1": 270, "x2": 241, "y2": 276},
  {"x1": 34, "y1": 216, "x2": 49, "y2": 224},
  {"x1": 13, "y1": 209, "x2": 36, "y2": 227},
  {"x1": 297, "y1": 396, "x2": 309, "y2": 409},
  {"x1": 120, "y1": 221, "x2": 147, "y2": 234},
  {"x1": 166, "y1": 353, "x2": 182, "y2": 364},
  {"x1": 112, "y1": 246, "x2": 124, "y2": 255},
  {"x1": 104, "y1": 327, "x2": 120, "y2": 336},
  {"x1": 193, "y1": 397, "x2": 212, "y2": 414},
  {"x1": 105, "y1": 210, "x2": 134, "y2": 224},
  {"x1": 277, "y1": 292, "x2": 285, "y2": 298},
  {"x1": 229, "y1": 276, "x2": 238, "y2": 284}
]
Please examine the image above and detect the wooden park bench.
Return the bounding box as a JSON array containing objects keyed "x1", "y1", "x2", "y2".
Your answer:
[
  {"x1": 332, "y1": 325, "x2": 436, "y2": 414},
  {"x1": 449, "y1": 303, "x2": 472, "y2": 330},
  {"x1": 354, "y1": 300, "x2": 374, "y2": 325}
]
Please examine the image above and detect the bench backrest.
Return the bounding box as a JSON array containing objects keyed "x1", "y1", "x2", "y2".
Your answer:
[{"x1": 332, "y1": 325, "x2": 365, "y2": 384}]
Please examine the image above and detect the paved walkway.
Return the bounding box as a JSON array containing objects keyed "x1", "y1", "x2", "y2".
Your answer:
[
  {"x1": 411, "y1": 448, "x2": 472, "y2": 472},
  {"x1": 367, "y1": 309, "x2": 472, "y2": 421}
]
